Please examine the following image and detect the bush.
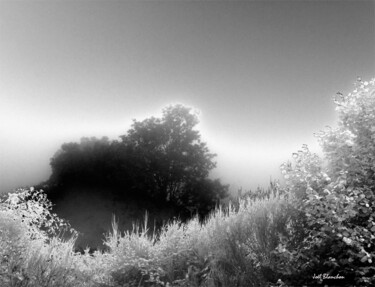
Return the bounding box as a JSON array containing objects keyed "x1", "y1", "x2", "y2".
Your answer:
[
  {"x1": 0, "y1": 188, "x2": 92, "y2": 287},
  {"x1": 92, "y1": 185, "x2": 289, "y2": 287},
  {"x1": 48, "y1": 105, "x2": 228, "y2": 222},
  {"x1": 274, "y1": 78, "x2": 375, "y2": 286},
  {"x1": 5, "y1": 78, "x2": 373, "y2": 286},
  {"x1": 0, "y1": 182, "x2": 291, "y2": 286}
]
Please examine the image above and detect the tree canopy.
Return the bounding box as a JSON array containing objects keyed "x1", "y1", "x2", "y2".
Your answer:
[{"x1": 48, "y1": 104, "x2": 228, "y2": 219}]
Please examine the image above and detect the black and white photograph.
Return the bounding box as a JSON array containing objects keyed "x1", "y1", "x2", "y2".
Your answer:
[{"x1": 0, "y1": 1, "x2": 374, "y2": 286}]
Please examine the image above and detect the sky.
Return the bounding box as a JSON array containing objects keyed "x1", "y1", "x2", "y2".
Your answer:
[{"x1": 0, "y1": 0, "x2": 374, "y2": 195}]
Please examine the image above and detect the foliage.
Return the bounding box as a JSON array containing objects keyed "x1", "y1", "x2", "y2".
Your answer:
[
  {"x1": 49, "y1": 136, "x2": 113, "y2": 187},
  {"x1": 0, "y1": 188, "x2": 90, "y2": 287},
  {"x1": 274, "y1": 78, "x2": 375, "y2": 286},
  {"x1": 1, "y1": 184, "x2": 289, "y2": 287},
  {"x1": 48, "y1": 104, "x2": 228, "y2": 220},
  {"x1": 83, "y1": 184, "x2": 289, "y2": 287},
  {"x1": 118, "y1": 104, "x2": 228, "y2": 215},
  {"x1": 5, "y1": 78, "x2": 375, "y2": 286},
  {"x1": 0, "y1": 188, "x2": 77, "y2": 239}
]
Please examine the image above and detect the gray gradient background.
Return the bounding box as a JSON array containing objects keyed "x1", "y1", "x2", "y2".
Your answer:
[{"x1": 1, "y1": 0, "x2": 374, "y2": 194}]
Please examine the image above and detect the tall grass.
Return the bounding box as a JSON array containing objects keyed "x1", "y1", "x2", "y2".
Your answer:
[
  {"x1": 1, "y1": 187, "x2": 289, "y2": 286},
  {"x1": 93, "y1": 188, "x2": 289, "y2": 286}
]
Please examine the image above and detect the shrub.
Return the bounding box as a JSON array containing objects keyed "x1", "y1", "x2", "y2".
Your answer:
[
  {"x1": 6, "y1": 78, "x2": 373, "y2": 286},
  {"x1": 84, "y1": 184, "x2": 290, "y2": 287},
  {"x1": 0, "y1": 188, "x2": 92, "y2": 287},
  {"x1": 0, "y1": 177, "x2": 291, "y2": 287},
  {"x1": 274, "y1": 78, "x2": 375, "y2": 286},
  {"x1": 193, "y1": 190, "x2": 289, "y2": 287}
]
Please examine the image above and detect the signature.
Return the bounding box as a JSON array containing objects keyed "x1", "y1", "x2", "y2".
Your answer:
[{"x1": 313, "y1": 273, "x2": 345, "y2": 280}]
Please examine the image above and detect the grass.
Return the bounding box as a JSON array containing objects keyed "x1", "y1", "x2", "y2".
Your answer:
[
  {"x1": 49, "y1": 186, "x2": 177, "y2": 251},
  {"x1": 1, "y1": 187, "x2": 289, "y2": 287}
]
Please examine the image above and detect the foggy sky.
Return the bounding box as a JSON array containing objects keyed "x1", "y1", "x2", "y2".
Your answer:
[{"x1": 1, "y1": 1, "x2": 374, "y2": 194}]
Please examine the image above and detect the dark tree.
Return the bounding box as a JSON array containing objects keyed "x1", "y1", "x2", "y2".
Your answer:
[
  {"x1": 119, "y1": 105, "x2": 228, "y2": 210},
  {"x1": 49, "y1": 136, "x2": 112, "y2": 187},
  {"x1": 48, "y1": 104, "x2": 228, "y2": 219}
]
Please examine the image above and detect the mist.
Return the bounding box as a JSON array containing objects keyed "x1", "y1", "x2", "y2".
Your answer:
[{"x1": 1, "y1": 0, "x2": 374, "y2": 194}]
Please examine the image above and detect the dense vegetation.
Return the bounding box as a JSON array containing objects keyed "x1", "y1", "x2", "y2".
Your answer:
[
  {"x1": 273, "y1": 78, "x2": 375, "y2": 286},
  {"x1": 46, "y1": 104, "x2": 228, "y2": 221},
  {"x1": 1, "y1": 78, "x2": 374, "y2": 286}
]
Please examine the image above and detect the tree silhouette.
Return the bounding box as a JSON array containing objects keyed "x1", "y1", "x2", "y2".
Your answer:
[
  {"x1": 121, "y1": 106, "x2": 215, "y2": 196},
  {"x1": 49, "y1": 136, "x2": 112, "y2": 187},
  {"x1": 48, "y1": 104, "x2": 228, "y2": 219}
]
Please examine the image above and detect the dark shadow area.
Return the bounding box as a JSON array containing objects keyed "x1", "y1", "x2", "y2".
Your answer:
[{"x1": 35, "y1": 105, "x2": 229, "y2": 250}]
